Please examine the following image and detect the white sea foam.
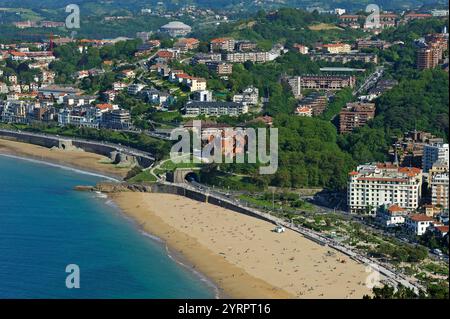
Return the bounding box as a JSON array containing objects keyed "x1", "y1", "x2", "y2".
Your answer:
[{"x1": 164, "y1": 244, "x2": 221, "y2": 299}]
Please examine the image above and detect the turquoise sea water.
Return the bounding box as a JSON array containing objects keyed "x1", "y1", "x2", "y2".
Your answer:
[{"x1": 0, "y1": 155, "x2": 215, "y2": 298}]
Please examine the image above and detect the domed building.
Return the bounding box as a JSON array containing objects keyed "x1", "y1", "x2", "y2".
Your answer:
[{"x1": 159, "y1": 21, "x2": 192, "y2": 37}]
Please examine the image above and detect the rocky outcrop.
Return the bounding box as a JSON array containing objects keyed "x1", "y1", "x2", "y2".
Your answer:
[
  {"x1": 93, "y1": 182, "x2": 153, "y2": 193},
  {"x1": 74, "y1": 185, "x2": 95, "y2": 192}
]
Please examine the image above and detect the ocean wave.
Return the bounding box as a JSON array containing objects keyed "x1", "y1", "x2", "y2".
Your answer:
[{"x1": 139, "y1": 230, "x2": 164, "y2": 243}]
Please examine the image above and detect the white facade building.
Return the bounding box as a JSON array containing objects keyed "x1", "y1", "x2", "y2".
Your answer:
[
  {"x1": 376, "y1": 204, "x2": 408, "y2": 227},
  {"x1": 232, "y1": 86, "x2": 259, "y2": 106},
  {"x1": 406, "y1": 214, "x2": 434, "y2": 236},
  {"x1": 423, "y1": 143, "x2": 449, "y2": 172},
  {"x1": 185, "y1": 101, "x2": 248, "y2": 117},
  {"x1": 127, "y1": 83, "x2": 145, "y2": 95},
  {"x1": 348, "y1": 163, "x2": 422, "y2": 214}
]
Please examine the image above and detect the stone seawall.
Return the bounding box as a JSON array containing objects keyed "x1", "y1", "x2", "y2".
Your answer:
[
  {"x1": 0, "y1": 130, "x2": 59, "y2": 148},
  {"x1": 0, "y1": 130, "x2": 154, "y2": 168}
]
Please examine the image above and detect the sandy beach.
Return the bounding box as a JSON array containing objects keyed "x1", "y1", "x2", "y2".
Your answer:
[
  {"x1": 113, "y1": 192, "x2": 373, "y2": 299},
  {"x1": 0, "y1": 138, "x2": 130, "y2": 180},
  {"x1": 1, "y1": 137, "x2": 373, "y2": 299}
]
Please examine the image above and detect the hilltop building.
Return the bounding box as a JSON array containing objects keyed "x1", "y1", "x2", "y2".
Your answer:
[
  {"x1": 299, "y1": 75, "x2": 356, "y2": 91},
  {"x1": 159, "y1": 21, "x2": 192, "y2": 37},
  {"x1": 339, "y1": 102, "x2": 376, "y2": 134}
]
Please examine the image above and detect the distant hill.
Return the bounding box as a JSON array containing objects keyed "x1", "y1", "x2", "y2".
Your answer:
[{"x1": 0, "y1": 0, "x2": 447, "y2": 12}]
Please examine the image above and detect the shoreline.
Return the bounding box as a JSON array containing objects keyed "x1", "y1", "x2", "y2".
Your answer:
[
  {"x1": 0, "y1": 138, "x2": 129, "y2": 181},
  {"x1": 103, "y1": 196, "x2": 224, "y2": 299},
  {"x1": 111, "y1": 193, "x2": 294, "y2": 299},
  {"x1": 112, "y1": 192, "x2": 373, "y2": 299},
  {"x1": 0, "y1": 138, "x2": 372, "y2": 299},
  {"x1": 0, "y1": 138, "x2": 226, "y2": 298}
]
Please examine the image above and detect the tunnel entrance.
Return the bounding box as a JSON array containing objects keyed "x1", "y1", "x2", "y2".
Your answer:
[{"x1": 184, "y1": 172, "x2": 199, "y2": 183}]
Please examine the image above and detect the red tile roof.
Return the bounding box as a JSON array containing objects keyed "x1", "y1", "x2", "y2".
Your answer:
[
  {"x1": 210, "y1": 37, "x2": 233, "y2": 43},
  {"x1": 388, "y1": 204, "x2": 406, "y2": 213},
  {"x1": 156, "y1": 50, "x2": 174, "y2": 58},
  {"x1": 409, "y1": 214, "x2": 434, "y2": 222},
  {"x1": 96, "y1": 103, "x2": 114, "y2": 110},
  {"x1": 435, "y1": 226, "x2": 449, "y2": 233}
]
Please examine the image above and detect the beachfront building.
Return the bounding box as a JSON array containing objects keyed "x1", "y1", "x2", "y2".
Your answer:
[
  {"x1": 347, "y1": 163, "x2": 423, "y2": 214},
  {"x1": 58, "y1": 106, "x2": 100, "y2": 128}
]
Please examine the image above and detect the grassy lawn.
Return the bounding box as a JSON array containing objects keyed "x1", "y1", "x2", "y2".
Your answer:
[
  {"x1": 422, "y1": 262, "x2": 449, "y2": 276},
  {"x1": 150, "y1": 110, "x2": 182, "y2": 124},
  {"x1": 127, "y1": 170, "x2": 157, "y2": 183},
  {"x1": 160, "y1": 159, "x2": 201, "y2": 170}
]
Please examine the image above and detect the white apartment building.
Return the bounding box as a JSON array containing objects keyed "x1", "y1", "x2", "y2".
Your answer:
[
  {"x1": 423, "y1": 143, "x2": 449, "y2": 172},
  {"x1": 406, "y1": 214, "x2": 434, "y2": 236},
  {"x1": 185, "y1": 101, "x2": 248, "y2": 117},
  {"x1": 224, "y1": 52, "x2": 270, "y2": 63},
  {"x1": 127, "y1": 83, "x2": 146, "y2": 95},
  {"x1": 193, "y1": 90, "x2": 213, "y2": 102},
  {"x1": 431, "y1": 172, "x2": 449, "y2": 210},
  {"x1": 188, "y1": 78, "x2": 207, "y2": 92},
  {"x1": 348, "y1": 163, "x2": 422, "y2": 214},
  {"x1": 232, "y1": 86, "x2": 259, "y2": 106}
]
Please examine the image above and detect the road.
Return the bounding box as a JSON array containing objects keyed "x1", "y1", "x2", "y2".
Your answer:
[{"x1": 353, "y1": 66, "x2": 384, "y2": 96}]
